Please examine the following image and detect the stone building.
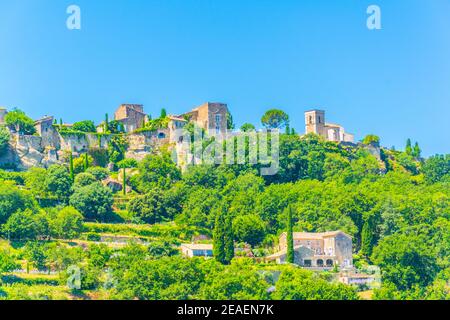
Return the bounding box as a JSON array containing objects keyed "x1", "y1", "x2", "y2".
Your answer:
[
  {"x1": 114, "y1": 104, "x2": 147, "y2": 133},
  {"x1": 182, "y1": 102, "x2": 229, "y2": 136},
  {"x1": 180, "y1": 244, "x2": 214, "y2": 258},
  {"x1": 266, "y1": 231, "x2": 353, "y2": 269},
  {"x1": 305, "y1": 110, "x2": 354, "y2": 143}
]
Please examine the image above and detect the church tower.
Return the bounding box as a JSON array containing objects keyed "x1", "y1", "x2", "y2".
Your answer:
[{"x1": 305, "y1": 110, "x2": 326, "y2": 137}]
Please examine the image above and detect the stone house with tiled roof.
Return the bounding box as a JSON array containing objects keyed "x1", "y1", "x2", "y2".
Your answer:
[{"x1": 266, "y1": 231, "x2": 353, "y2": 270}]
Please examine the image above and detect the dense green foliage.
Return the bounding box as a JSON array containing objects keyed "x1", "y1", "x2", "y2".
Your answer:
[
  {"x1": 72, "y1": 120, "x2": 96, "y2": 133},
  {"x1": 4, "y1": 109, "x2": 36, "y2": 135},
  {"x1": 0, "y1": 125, "x2": 448, "y2": 300}
]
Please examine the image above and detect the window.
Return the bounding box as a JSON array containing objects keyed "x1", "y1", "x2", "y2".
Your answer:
[
  {"x1": 304, "y1": 260, "x2": 312, "y2": 267},
  {"x1": 215, "y1": 114, "x2": 222, "y2": 133},
  {"x1": 326, "y1": 259, "x2": 334, "y2": 267},
  {"x1": 309, "y1": 116, "x2": 313, "y2": 124},
  {"x1": 319, "y1": 116, "x2": 321, "y2": 124},
  {"x1": 317, "y1": 259, "x2": 324, "y2": 267}
]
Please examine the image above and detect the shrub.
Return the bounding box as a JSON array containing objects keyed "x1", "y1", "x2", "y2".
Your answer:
[
  {"x1": 69, "y1": 182, "x2": 113, "y2": 220},
  {"x1": 74, "y1": 172, "x2": 96, "y2": 188},
  {"x1": 49, "y1": 207, "x2": 84, "y2": 240},
  {"x1": 232, "y1": 214, "x2": 266, "y2": 247},
  {"x1": 86, "y1": 167, "x2": 110, "y2": 181}
]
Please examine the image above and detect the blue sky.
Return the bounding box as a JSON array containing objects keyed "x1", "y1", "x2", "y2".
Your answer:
[{"x1": 0, "y1": 0, "x2": 449, "y2": 156}]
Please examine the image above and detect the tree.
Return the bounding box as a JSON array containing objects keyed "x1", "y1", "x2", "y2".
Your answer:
[
  {"x1": 371, "y1": 232, "x2": 439, "y2": 292},
  {"x1": 127, "y1": 189, "x2": 169, "y2": 224},
  {"x1": 213, "y1": 210, "x2": 226, "y2": 264},
  {"x1": 198, "y1": 259, "x2": 270, "y2": 300},
  {"x1": 24, "y1": 242, "x2": 48, "y2": 271},
  {"x1": 226, "y1": 111, "x2": 235, "y2": 130},
  {"x1": 412, "y1": 142, "x2": 421, "y2": 158},
  {"x1": 111, "y1": 256, "x2": 205, "y2": 300},
  {"x1": 0, "y1": 250, "x2": 19, "y2": 276},
  {"x1": 0, "y1": 125, "x2": 10, "y2": 155},
  {"x1": 132, "y1": 153, "x2": 181, "y2": 192},
  {"x1": 405, "y1": 138, "x2": 412, "y2": 155},
  {"x1": 4, "y1": 108, "x2": 36, "y2": 135},
  {"x1": 86, "y1": 167, "x2": 110, "y2": 181},
  {"x1": 0, "y1": 184, "x2": 36, "y2": 225},
  {"x1": 224, "y1": 215, "x2": 235, "y2": 262},
  {"x1": 285, "y1": 122, "x2": 291, "y2": 135},
  {"x1": 232, "y1": 214, "x2": 266, "y2": 247},
  {"x1": 69, "y1": 152, "x2": 75, "y2": 181},
  {"x1": 240, "y1": 123, "x2": 255, "y2": 132},
  {"x1": 361, "y1": 216, "x2": 375, "y2": 257},
  {"x1": 108, "y1": 135, "x2": 129, "y2": 164},
  {"x1": 160, "y1": 108, "x2": 167, "y2": 118},
  {"x1": 273, "y1": 268, "x2": 358, "y2": 300},
  {"x1": 69, "y1": 182, "x2": 113, "y2": 220},
  {"x1": 286, "y1": 205, "x2": 295, "y2": 264},
  {"x1": 104, "y1": 113, "x2": 109, "y2": 133},
  {"x1": 84, "y1": 153, "x2": 90, "y2": 171},
  {"x1": 49, "y1": 207, "x2": 84, "y2": 239},
  {"x1": 73, "y1": 154, "x2": 93, "y2": 174},
  {"x1": 45, "y1": 165, "x2": 73, "y2": 201},
  {"x1": 363, "y1": 134, "x2": 380, "y2": 146},
  {"x1": 24, "y1": 168, "x2": 49, "y2": 198},
  {"x1": 88, "y1": 244, "x2": 112, "y2": 269},
  {"x1": 73, "y1": 172, "x2": 96, "y2": 188},
  {"x1": 2, "y1": 209, "x2": 40, "y2": 240},
  {"x1": 422, "y1": 154, "x2": 449, "y2": 184},
  {"x1": 261, "y1": 109, "x2": 289, "y2": 129},
  {"x1": 73, "y1": 120, "x2": 96, "y2": 133}
]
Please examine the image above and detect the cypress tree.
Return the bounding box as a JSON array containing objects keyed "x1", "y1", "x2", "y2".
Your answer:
[
  {"x1": 286, "y1": 205, "x2": 295, "y2": 264},
  {"x1": 285, "y1": 123, "x2": 291, "y2": 135},
  {"x1": 160, "y1": 108, "x2": 167, "y2": 118},
  {"x1": 213, "y1": 211, "x2": 226, "y2": 264},
  {"x1": 122, "y1": 167, "x2": 127, "y2": 196},
  {"x1": 69, "y1": 151, "x2": 74, "y2": 181},
  {"x1": 405, "y1": 138, "x2": 412, "y2": 155},
  {"x1": 413, "y1": 142, "x2": 421, "y2": 158},
  {"x1": 224, "y1": 214, "x2": 234, "y2": 264},
  {"x1": 361, "y1": 217, "x2": 374, "y2": 257},
  {"x1": 84, "y1": 153, "x2": 89, "y2": 171},
  {"x1": 104, "y1": 113, "x2": 109, "y2": 133}
]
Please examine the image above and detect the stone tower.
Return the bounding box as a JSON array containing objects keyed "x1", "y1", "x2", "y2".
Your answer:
[{"x1": 305, "y1": 109, "x2": 326, "y2": 137}]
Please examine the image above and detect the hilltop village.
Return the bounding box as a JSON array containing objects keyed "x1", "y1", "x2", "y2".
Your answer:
[
  {"x1": 0, "y1": 102, "x2": 366, "y2": 171},
  {"x1": 0, "y1": 101, "x2": 445, "y2": 301}
]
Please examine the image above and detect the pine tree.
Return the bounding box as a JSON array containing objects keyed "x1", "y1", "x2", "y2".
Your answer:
[
  {"x1": 412, "y1": 142, "x2": 421, "y2": 158},
  {"x1": 224, "y1": 214, "x2": 234, "y2": 264},
  {"x1": 361, "y1": 217, "x2": 374, "y2": 257},
  {"x1": 405, "y1": 138, "x2": 412, "y2": 155},
  {"x1": 213, "y1": 211, "x2": 226, "y2": 264},
  {"x1": 286, "y1": 205, "x2": 295, "y2": 264},
  {"x1": 160, "y1": 108, "x2": 167, "y2": 118},
  {"x1": 60, "y1": 118, "x2": 63, "y2": 126},
  {"x1": 69, "y1": 151, "x2": 74, "y2": 181}
]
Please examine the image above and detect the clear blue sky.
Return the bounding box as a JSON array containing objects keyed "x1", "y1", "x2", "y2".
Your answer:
[{"x1": 1, "y1": 0, "x2": 449, "y2": 156}]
